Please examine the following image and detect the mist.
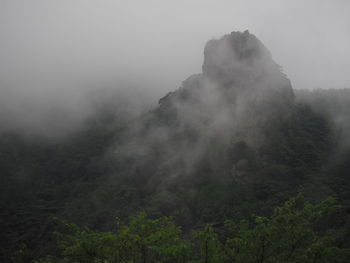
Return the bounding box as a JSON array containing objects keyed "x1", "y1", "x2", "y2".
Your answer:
[
  {"x1": 1, "y1": 0, "x2": 350, "y2": 137},
  {"x1": 3, "y1": 2, "x2": 350, "y2": 261}
]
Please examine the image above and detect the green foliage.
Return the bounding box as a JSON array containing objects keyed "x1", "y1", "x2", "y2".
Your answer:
[
  {"x1": 222, "y1": 194, "x2": 350, "y2": 263},
  {"x1": 114, "y1": 212, "x2": 190, "y2": 263},
  {"x1": 54, "y1": 218, "x2": 117, "y2": 263},
  {"x1": 49, "y1": 195, "x2": 349, "y2": 263},
  {"x1": 55, "y1": 213, "x2": 189, "y2": 263},
  {"x1": 191, "y1": 225, "x2": 224, "y2": 263}
]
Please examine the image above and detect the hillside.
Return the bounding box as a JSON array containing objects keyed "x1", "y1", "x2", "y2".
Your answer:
[{"x1": 1, "y1": 31, "x2": 350, "y2": 262}]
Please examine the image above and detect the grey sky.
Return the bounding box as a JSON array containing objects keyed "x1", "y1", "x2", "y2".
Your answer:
[
  {"x1": 0, "y1": 0, "x2": 349, "y2": 135},
  {"x1": 1, "y1": 0, "x2": 349, "y2": 91}
]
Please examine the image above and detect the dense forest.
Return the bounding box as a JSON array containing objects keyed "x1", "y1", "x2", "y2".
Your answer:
[{"x1": 1, "y1": 31, "x2": 350, "y2": 262}]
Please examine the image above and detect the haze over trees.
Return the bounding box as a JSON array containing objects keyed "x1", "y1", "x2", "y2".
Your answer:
[{"x1": 1, "y1": 31, "x2": 350, "y2": 262}]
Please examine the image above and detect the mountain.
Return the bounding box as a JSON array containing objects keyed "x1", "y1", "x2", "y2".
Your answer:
[
  {"x1": 1, "y1": 31, "x2": 349, "y2": 262},
  {"x1": 134, "y1": 31, "x2": 297, "y2": 184},
  {"x1": 96, "y1": 31, "x2": 332, "y2": 226},
  {"x1": 153, "y1": 30, "x2": 294, "y2": 146}
]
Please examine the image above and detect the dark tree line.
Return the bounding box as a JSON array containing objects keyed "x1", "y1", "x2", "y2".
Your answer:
[{"x1": 14, "y1": 195, "x2": 350, "y2": 263}]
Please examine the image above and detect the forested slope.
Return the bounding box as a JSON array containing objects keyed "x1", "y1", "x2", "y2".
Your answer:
[{"x1": 1, "y1": 31, "x2": 350, "y2": 262}]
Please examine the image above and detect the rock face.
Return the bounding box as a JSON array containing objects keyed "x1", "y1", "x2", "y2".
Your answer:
[
  {"x1": 124, "y1": 30, "x2": 298, "y2": 184},
  {"x1": 113, "y1": 31, "x2": 331, "y2": 222},
  {"x1": 152, "y1": 31, "x2": 295, "y2": 147},
  {"x1": 202, "y1": 31, "x2": 294, "y2": 101}
]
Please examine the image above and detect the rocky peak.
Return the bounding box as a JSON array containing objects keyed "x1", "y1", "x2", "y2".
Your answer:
[
  {"x1": 202, "y1": 31, "x2": 281, "y2": 85},
  {"x1": 151, "y1": 31, "x2": 295, "y2": 148},
  {"x1": 202, "y1": 31, "x2": 294, "y2": 104},
  {"x1": 137, "y1": 30, "x2": 302, "y2": 182}
]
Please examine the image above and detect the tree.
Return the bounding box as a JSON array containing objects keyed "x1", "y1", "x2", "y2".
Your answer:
[
  {"x1": 54, "y1": 213, "x2": 189, "y2": 263},
  {"x1": 50, "y1": 195, "x2": 350, "y2": 263},
  {"x1": 223, "y1": 194, "x2": 350, "y2": 263},
  {"x1": 192, "y1": 224, "x2": 224, "y2": 263}
]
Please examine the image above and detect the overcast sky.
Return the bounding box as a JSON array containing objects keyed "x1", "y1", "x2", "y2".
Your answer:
[{"x1": 0, "y1": 0, "x2": 349, "y2": 126}]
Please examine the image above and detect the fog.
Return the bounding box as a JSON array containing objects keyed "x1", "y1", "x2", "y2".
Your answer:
[{"x1": 0, "y1": 0, "x2": 349, "y2": 136}]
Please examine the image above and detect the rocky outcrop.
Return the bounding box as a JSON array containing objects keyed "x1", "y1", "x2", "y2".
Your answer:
[
  {"x1": 152, "y1": 31, "x2": 295, "y2": 148},
  {"x1": 115, "y1": 31, "x2": 331, "y2": 214}
]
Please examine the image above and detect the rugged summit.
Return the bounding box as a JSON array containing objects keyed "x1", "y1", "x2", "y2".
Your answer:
[
  {"x1": 118, "y1": 31, "x2": 331, "y2": 223},
  {"x1": 203, "y1": 31, "x2": 294, "y2": 100},
  {"x1": 153, "y1": 31, "x2": 295, "y2": 148},
  {"x1": 115, "y1": 30, "x2": 310, "y2": 197}
]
